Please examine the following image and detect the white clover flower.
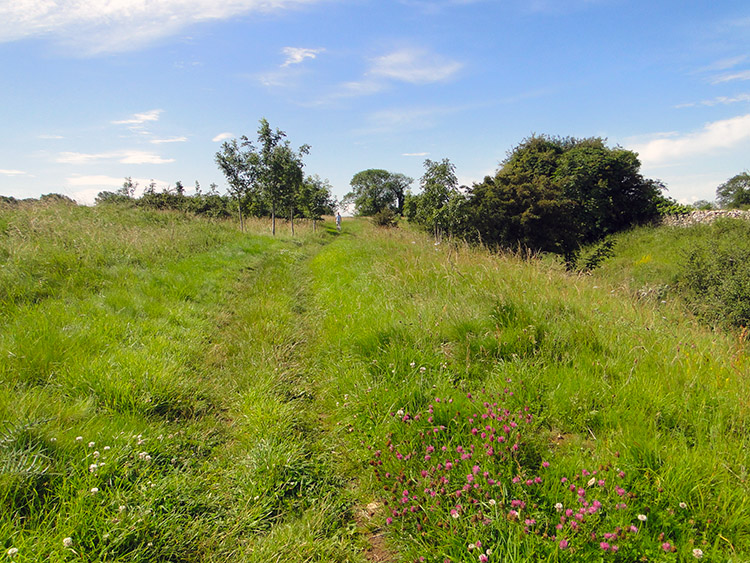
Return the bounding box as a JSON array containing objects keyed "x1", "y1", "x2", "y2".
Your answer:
[
  {"x1": 63, "y1": 537, "x2": 73, "y2": 548},
  {"x1": 637, "y1": 514, "x2": 647, "y2": 522},
  {"x1": 75, "y1": 436, "x2": 83, "y2": 443},
  {"x1": 89, "y1": 464, "x2": 98, "y2": 473},
  {"x1": 93, "y1": 451, "x2": 100, "y2": 458},
  {"x1": 679, "y1": 502, "x2": 687, "y2": 509},
  {"x1": 488, "y1": 499, "x2": 496, "y2": 506},
  {"x1": 103, "y1": 446, "x2": 110, "y2": 451},
  {"x1": 88, "y1": 441, "x2": 95, "y2": 448},
  {"x1": 468, "y1": 543, "x2": 476, "y2": 551},
  {"x1": 119, "y1": 505, "x2": 126, "y2": 512},
  {"x1": 692, "y1": 548, "x2": 703, "y2": 559},
  {"x1": 419, "y1": 366, "x2": 427, "y2": 373},
  {"x1": 587, "y1": 477, "x2": 596, "y2": 487},
  {"x1": 7, "y1": 547, "x2": 19, "y2": 558},
  {"x1": 90, "y1": 487, "x2": 98, "y2": 494},
  {"x1": 555, "y1": 502, "x2": 563, "y2": 512}
]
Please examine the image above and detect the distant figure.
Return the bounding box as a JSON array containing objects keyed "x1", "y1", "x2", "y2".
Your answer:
[{"x1": 336, "y1": 212, "x2": 342, "y2": 231}]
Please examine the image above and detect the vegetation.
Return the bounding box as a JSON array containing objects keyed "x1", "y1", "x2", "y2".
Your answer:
[
  {"x1": 1, "y1": 199, "x2": 748, "y2": 562},
  {"x1": 716, "y1": 172, "x2": 750, "y2": 209},
  {"x1": 345, "y1": 169, "x2": 413, "y2": 216}
]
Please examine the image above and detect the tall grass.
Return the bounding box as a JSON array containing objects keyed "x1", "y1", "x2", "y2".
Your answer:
[{"x1": 2, "y1": 203, "x2": 747, "y2": 561}]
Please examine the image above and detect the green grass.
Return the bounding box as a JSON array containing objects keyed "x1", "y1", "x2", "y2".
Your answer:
[{"x1": 1, "y1": 202, "x2": 748, "y2": 562}]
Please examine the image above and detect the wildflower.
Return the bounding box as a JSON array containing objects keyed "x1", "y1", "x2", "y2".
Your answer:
[
  {"x1": 679, "y1": 502, "x2": 688, "y2": 509},
  {"x1": 103, "y1": 445, "x2": 110, "y2": 451},
  {"x1": 88, "y1": 441, "x2": 95, "y2": 448},
  {"x1": 63, "y1": 537, "x2": 73, "y2": 548},
  {"x1": 119, "y1": 505, "x2": 126, "y2": 512},
  {"x1": 89, "y1": 463, "x2": 98, "y2": 473},
  {"x1": 662, "y1": 542, "x2": 672, "y2": 552},
  {"x1": 90, "y1": 487, "x2": 99, "y2": 494},
  {"x1": 450, "y1": 509, "x2": 459, "y2": 519},
  {"x1": 637, "y1": 514, "x2": 647, "y2": 522},
  {"x1": 479, "y1": 555, "x2": 488, "y2": 563},
  {"x1": 488, "y1": 499, "x2": 496, "y2": 506},
  {"x1": 559, "y1": 539, "x2": 569, "y2": 549},
  {"x1": 75, "y1": 436, "x2": 83, "y2": 442},
  {"x1": 468, "y1": 543, "x2": 475, "y2": 551},
  {"x1": 93, "y1": 450, "x2": 100, "y2": 458},
  {"x1": 542, "y1": 461, "x2": 550, "y2": 468},
  {"x1": 7, "y1": 548, "x2": 19, "y2": 558},
  {"x1": 692, "y1": 548, "x2": 704, "y2": 558},
  {"x1": 386, "y1": 517, "x2": 392, "y2": 525}
]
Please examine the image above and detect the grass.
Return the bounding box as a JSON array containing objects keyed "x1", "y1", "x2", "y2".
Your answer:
[{"x1": 1, "y1": 201, "x2": 748, "y2": 562}]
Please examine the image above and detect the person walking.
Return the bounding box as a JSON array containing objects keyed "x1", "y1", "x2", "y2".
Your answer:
[{"x1": 336, "y1": 211, "x2": 342, "y2": 231}]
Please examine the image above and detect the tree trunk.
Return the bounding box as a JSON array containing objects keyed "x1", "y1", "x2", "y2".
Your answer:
[
  {"x1": 290, "y1": 207, "x2": 295, "y2": 236},
  {"x1": 272, "y1": 202, "x2": 276, "y2": 235},
  {"x1": 237, "y1": 196, "x2": 244, "y2": 232}
]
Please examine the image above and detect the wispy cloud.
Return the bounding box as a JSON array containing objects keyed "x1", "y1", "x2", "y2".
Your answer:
[
  {"x1": 112, "y1": 110, "x2": 163, "y2": 126},
  {"x1": 676, "y1": 93, "x2": 750, "y2": 108},
  {"x1": 369, "y1": 48, "x2": 462, "y2": 84},
  {"x1": 281, "y1": 47, "x2": 324, "y2": 67},
  {"x1": 66, "y1": 175, "x2": 171, "y2": 204},
  {"x1": 38, "y1": 134, "x2": 64, "y2": 140},
  {"x1": 0, "y1": 0, "x2": 328, "y2": 54},
  {"x1": 0, "y1": 169, "x2": 27, "y2": 176},
  {"x1": 212, "y1": 132, "x2": 234, "y2": 143},
  {"x1": 630, "y1": 113, "x2": 750, "y2": 165},
  {"x1": 402, "y1": 152, "x2": 430, "y2": 157},
  {"x1": 711, "y1": 70, "x2": 750, "y2": 84},
  {"x1": 57, "y1": 150, "x2": 174, "y2": 165},
  {"x1": 150, "y1": 136, "x2": 188, "y2": 144},
  {"x1": 357, "y1": 105, "x2": 461, "y2": 135}
]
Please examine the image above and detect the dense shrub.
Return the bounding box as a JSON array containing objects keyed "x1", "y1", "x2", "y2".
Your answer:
[{"x1": 678, "y1": 218, "x2": 750, "y2": 328}]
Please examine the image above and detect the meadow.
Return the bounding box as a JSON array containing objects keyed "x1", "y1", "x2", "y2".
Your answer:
[{"x1": 0, "y1": 201, "x2": 747, "y2": 562}]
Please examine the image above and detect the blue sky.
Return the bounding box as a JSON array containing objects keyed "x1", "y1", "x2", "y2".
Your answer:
[{"x1": 1, "y1": 0, "x2": 749, "y2": 205}]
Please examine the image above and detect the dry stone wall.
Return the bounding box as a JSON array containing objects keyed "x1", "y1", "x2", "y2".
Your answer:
[{"x1": 662, "y1": 209, "x2": 750, "y2": 227}]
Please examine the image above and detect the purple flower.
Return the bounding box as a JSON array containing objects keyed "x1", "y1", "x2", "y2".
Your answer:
[{"x1": 559, "y1": 539, "x2": 569, "y2": 549}]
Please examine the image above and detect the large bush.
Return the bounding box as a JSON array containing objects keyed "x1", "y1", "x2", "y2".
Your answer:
[{"x1": 461, "y1": 136, "x2": 664, "y2": 263}]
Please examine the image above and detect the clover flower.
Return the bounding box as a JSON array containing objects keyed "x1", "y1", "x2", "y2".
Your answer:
[
  {"x1": 692, "y1": 548, "x2": 704, "y2": 559},
  {"x1": 63, "y1": 537, "x2": 73, "y2": 548},
  {"x1": 7, "y1": 548, "x2": 18, "y2": 558},
  {"x1": 637, "y1": 514, "x2": 647, "y2": 522}
]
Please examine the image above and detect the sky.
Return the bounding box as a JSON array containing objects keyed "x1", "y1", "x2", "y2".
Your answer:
[{"x1": 1, "y1": 0, "x2": 750, "y2": 205}]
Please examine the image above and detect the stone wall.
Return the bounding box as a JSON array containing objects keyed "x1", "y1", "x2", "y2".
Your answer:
[{"x1": 662, "y1": 209, "x2": 750, "y2": 227}]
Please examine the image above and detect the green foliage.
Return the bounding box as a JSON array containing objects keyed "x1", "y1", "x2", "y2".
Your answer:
[
  {"x1": 345, "y1": 169, "x2": 412, "y2": 215},
  {"x1": 371, "y1": 208, "x2": 399, "y2": 227},
  {"x1": 716, "y1": 171, "x2": 750, "y2": 209},
  {"x1": 462, "y1": 135, "x2": 663, "y2": 259},
  {"x1": 678, "y1": 218, "x2": 750, "y2": 328},
  {"x1": 409, "y1": 158, "x2": 467, "y2": 240},
  {"x1": 656, "y1": 194, "x2": 692, "y2": 216}
]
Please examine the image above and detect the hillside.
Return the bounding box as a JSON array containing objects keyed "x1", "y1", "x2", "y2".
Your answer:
[{"x1": 1, "y1": 202, "x2": 748, "y2": 562}]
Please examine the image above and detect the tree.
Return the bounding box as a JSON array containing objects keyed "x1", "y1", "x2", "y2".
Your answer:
[
  {"x1": 411, "y1": 158, "x2": 465, "y2": 240},
  {"x1": 215, "y1": 138, "x2": 258, "y2": 230},
  {"x1": 716, "y1": 172, "x2": 750, "y2": 209},
  {"x1": 462, "y1": 135, "x2": 663, "y2": 265},
  {"x1": 298, "y1": 175, "x2": 337, "y2": 231},
  {"x1": 215, "y1": 118, "x2": 309, "y2": 234},
  {"x1": 345, "y1": 169, "x2": 412, "y2": 215}
]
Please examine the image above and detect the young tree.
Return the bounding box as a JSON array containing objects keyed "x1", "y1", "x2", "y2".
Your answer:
[
  {"x1": 298, "y1": 175, "x2": 337, "y2": 232},
  {"x1": 344, "y1": 169, "x2": 412, "y2": 215},
  {"x1": 215, "y1": 138, "x2": 259, "y2": 230},
  {"x1": 413, "y1": 158, "x2": 463, "y2": 240}
]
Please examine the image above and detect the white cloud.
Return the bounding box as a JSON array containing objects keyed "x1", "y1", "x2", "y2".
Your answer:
[
  {"x1": 212, "y1": 132, "x2": 234, "y2": 142},
  {"x1": 711, "y1": 70, "x2": 750, "y2": 84},
  {"x1": 0, "y1": 169, "x2": 27, "y2": 176},
  {"x1": 112, "y1": 109, "x2": 163, "y2": 126},
  {"x1": 630, "y1": 114, "x2": 750, "y2": 165},
  {"x1": 402, "y1": 152, "x2": 430, "y2": 157},
  {"x1": 150, "y1": 136, "x2": 188, "y2": 144},
  {"x1": 56, "y1": 150, "x2": 174, "y2": 165},
  {"x1": 38, "y1": 134, "x2": 65, "y2": 139},
  {"x1": 676, "y1": 93, "x2": 750, "y2": 108},
  {"x1": 0, "y1": 0, "x2": 327, "y2": 54},
  {"x1": 369, "y1": 48, "x2": 462, "y2": 84},
  {"x1": 281, "y1": 46, "x2": 324, "y2": 67}
]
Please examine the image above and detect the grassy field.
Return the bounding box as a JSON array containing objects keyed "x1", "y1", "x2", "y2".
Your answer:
[{"x1": 1, "y1": 201, "x2": 748, "y2": 562}]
